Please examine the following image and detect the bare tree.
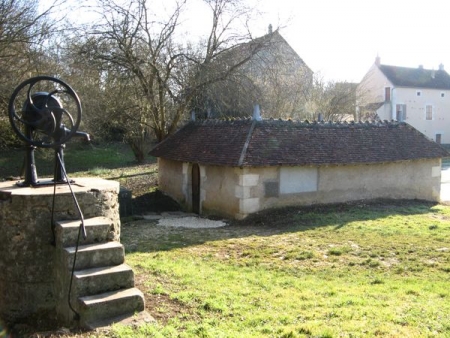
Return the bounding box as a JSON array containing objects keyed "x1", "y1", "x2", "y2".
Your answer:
[
  {"x1": 0, "y1": 0, "x2": 60, "y2": 148},
  {"x1": 66, "y1": 0, "x2": 189, "y2": 161},
  {"x1": 304, "y1": 74, "x2": 358, "y2": 122},
  {"x1": 190, "y1": 28, "x2": 313, "y2": 119},
  {"x1": 71, "y1": 0, "x2": 269, "y2": 161}
]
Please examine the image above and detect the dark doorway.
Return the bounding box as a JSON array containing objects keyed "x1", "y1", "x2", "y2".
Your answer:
[{"x1": 192, "y1": 164, "x2": 200, "y2": 214}]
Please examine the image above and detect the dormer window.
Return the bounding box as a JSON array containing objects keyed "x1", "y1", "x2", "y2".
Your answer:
[{"x1": 416, "y1": 91, "x2": 421, "y2": 96}]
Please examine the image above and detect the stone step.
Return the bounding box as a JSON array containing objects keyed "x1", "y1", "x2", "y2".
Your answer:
[
  {"x1": 55, "y1": 217, "x2": 114, "y2": 248},
  {"x1": 78, "y1": 288, "x2": 145, "y2": 326},
  {"x1": 73, "y1": 264, "x2": 135, "y2": 298},
  {"x1": 64, "y1": 242, "x2": 124, "y2": 270}
]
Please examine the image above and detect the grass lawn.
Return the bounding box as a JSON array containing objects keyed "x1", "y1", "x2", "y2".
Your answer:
[
  {"x1": 0, "y1": 141, "x2": 140, "y2": 180},
  {"x1": 1, "y1": 144, "x2": 450, "y2": 337},
  {"x1": 115, "y1": 201, "x2": 450, "y2": 338}
]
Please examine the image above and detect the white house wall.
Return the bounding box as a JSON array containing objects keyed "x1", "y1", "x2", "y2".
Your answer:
[
  {"x1": 358, "y1": 65, "x2": 392, "y2": 109},
  {"x1": 393, "y1": 87, "x2": 450, "y2": 143}
]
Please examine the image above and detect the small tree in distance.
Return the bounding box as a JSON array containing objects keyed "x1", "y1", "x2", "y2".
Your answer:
[{"x1": 304, "y1": 73, "x2": 359, "y2": 122}]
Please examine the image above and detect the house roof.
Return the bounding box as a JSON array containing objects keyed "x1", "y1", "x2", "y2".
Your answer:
[
  {"x1": 257, "y1": 30, "x2": 312, "y2": 74},
  {"x1": 378, "y1": 64, "x2": 450, "y2": 90},
  {"x1": 223, "y1": 29, "x2": 312, "y2": 75},
  {"x1": 149, "y1": 119, "x2": 449, "y2": 167},
  {"x1": 363, "y1": 102, "x2": 385, "y2": 111}
]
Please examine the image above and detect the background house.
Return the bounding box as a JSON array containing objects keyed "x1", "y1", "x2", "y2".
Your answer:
[
  {"x1": 150, "y1": 116, "x2": 448, "y2": 219},
  {"x1": 358, "y1": 57, "x2": 450, "y2": 144},
  {"x1": 193, "y1": 27, "x2": 313, "y2": 119}
]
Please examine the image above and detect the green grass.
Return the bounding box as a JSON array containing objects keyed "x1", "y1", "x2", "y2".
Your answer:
[
  {"x1": 0, "y1": 141, "x2": 158, "y2": 186},
  {"x1": 113, "y1": 201, "x2": 450, "y2": 337},
  {"x1": 2, "y1": 144, "x2": 450, "y2": 337},
  {"x1": 0, "y1": 141, "x2": 139, "y2": 179}
]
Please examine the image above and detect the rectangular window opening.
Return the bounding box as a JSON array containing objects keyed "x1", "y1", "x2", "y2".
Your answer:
[
  {"x1": 426, "y1": 105, "x2": 433, "y2": 120},
  {"x1": 436, "y1": 134, "x2": 442, "y2": 144},
  {"x1": 385, "y1": 87, "x2": 391, "y2": 102}
]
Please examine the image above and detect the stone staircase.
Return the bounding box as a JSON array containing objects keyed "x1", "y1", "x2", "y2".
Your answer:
[{"x1": 54, "y1": 216, "x2": 148, "y2": 329}]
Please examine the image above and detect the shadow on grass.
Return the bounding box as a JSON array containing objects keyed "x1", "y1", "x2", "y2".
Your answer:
[
  {"x1": 108, "y1": 171, "x2": 155, "y2": 181},
  {"x1": 132, "y1": 190, "x2": 181, "y2": 215},
  {"x1": 121, "y1": 198, "x2": 439, "y2": 253}
]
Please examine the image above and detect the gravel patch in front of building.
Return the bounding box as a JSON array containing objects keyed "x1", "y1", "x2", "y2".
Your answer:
[{"x1": 157, "y1": 216, "x2": 227, "y2": 228}]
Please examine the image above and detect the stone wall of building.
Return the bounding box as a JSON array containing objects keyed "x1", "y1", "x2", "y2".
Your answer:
[
  {"x1": 251, "y1": 159, "x2": 442, "y2": 216},
  {"x1": 159, "y1": 158, "x2": 442, "y2": 220},
  {"x1": 157, "y1": 158, "x2": 185, "y2": 206}
]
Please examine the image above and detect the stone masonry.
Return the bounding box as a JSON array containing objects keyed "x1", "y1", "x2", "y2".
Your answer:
[{"x1": 0, "y1": 178, "x2": 120, "y2": 326}]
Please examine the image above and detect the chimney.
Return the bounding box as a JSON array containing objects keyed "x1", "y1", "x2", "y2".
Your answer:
[
  {"x1": 375, "y1": 55, "x2": 381, "y2": 66},
  {"x1": 439, "y1": 63, "x2": 445, "y2": 71},
  {"x1": 268, "y1": 24, "x2": 273, "y2": 34},
  {"x1": 418, "y1": 65, "x2": 424, "y2": 69},
  {"x1": 252, "y1": 104, "x2": 262, "y2": 121}
]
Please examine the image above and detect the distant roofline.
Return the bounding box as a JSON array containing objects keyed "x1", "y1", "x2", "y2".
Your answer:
[{"x1": 376, "y1": 63, "x2": 450, "y2": 90}]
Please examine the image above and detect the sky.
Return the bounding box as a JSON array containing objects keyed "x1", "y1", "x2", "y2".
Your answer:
[
  {"x1": 254, "y1": 0, "x2": 450, "y2": 82},
  {"x1": 42, "y1": 0, "x2": 450, "y2": 83}
]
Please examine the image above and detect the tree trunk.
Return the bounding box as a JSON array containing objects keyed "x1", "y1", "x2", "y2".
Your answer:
[{"x1": 127, "y1": 136, "x2": 146, "y2": 163}]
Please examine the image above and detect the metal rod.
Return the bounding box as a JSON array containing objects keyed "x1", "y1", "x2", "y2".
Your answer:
[{"x1": 56, "y1": 152, "x2": 87, "y2": 240}]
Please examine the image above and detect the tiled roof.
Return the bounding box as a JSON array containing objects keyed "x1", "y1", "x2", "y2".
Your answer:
[
  {"x1": 149, "y1": 119, "x2": 449, "y2": 167},
  {"x1": 150, "y1": 120, "x2": 253, "y2": 167},
  {"x1": 379, "y1": 65, "x2": 450, "y2": 90}
]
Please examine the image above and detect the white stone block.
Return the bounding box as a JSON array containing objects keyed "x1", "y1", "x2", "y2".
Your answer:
[
  {"x1": 432, "y1": 166, "x2": 441, "y2": 178},
  {"x1": 240, "y1": 198, "x2": 260, "y2": 213}
]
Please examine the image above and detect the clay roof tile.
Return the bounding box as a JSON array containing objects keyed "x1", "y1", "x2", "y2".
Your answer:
[{"x1": 149, "y1": 119, "x2": 449, "y2": 167}]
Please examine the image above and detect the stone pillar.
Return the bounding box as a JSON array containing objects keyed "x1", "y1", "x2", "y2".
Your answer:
[
  {"x1": 235, "y1": 171, "x2": 260, "y2": 219},
  {"x1": 0, "y1": 178, "x2": 120, "y2": 327}
]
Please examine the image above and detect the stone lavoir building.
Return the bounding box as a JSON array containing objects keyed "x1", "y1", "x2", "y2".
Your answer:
[{"x1": 150, "y1": 118, "x2": 448, "y2": 219}]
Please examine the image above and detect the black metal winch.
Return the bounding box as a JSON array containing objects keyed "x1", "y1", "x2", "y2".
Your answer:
[{"x1": 8, "y1": 76, "x2": 90, "y2": 186}]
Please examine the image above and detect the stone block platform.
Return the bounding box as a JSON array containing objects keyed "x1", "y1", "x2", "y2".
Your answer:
[{"x1": 0, "y1": 177, "x2": 147, "y2": 330}]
